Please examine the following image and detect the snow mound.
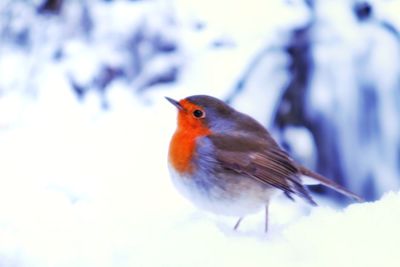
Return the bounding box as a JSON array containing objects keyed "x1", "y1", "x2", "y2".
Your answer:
[
  {"x1": 0, "y1": 92, "x2": 398, "y2": 267},
  {"x1": 141, "y1": 192, "x2": 400, "y2": 267}
]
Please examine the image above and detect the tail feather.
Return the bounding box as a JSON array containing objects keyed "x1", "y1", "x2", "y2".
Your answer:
[{"x1": 299, "y1": 166, "x2": 364, "y2": 202}]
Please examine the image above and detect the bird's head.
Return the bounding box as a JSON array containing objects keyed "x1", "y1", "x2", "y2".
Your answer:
[{"x1": 165, "y1": 95, "x2": 237, "y2": 134}]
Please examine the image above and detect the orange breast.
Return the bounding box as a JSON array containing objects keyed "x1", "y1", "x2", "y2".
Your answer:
[{"x1": 169, "y1": 116, "x2": 211, "y2": 174}]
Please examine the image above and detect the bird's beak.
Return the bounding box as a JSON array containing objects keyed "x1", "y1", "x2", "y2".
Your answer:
[{"x1": 165, "y1": 97, "x2": 183, "y2": 110}]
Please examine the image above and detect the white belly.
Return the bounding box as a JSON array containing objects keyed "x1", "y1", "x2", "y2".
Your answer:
[{"x1": 168, "y1": 165, "x2": 276, "y2": 217}]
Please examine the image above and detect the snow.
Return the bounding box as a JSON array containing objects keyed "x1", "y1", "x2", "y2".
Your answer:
[{"x1": 1, "y1": 89, "x2": 399, "y2": 266}]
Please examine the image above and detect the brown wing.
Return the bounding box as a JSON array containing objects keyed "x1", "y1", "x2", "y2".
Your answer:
[{"x1": 207, "y1": 134, "x2": 317, "y2": 205}]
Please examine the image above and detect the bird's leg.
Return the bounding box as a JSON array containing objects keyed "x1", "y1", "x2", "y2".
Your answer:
[
  {"x1": 233, "y1": 217, "x2": 243, "y2": 231},
  {"x1": 265, "y1": 204, "x2": 269, "y2": 233}
]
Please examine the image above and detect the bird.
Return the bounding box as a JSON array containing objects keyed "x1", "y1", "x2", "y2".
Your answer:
[{"x1": 166, "y1": 95, "x2": 363, "y2": 232}]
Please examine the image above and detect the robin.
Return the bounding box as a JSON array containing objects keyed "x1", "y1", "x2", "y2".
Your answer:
[{"x1": 166, "y1": 95, "x2": 363, "y2": 232}]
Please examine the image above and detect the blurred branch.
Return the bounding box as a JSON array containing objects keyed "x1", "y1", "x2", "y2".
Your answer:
[
  {"x1": 37, "y1": 0, "x2": 63, "y2": 14},
  {"x1": 225, "y1": 45, "x2": 280, "y2": 104}
]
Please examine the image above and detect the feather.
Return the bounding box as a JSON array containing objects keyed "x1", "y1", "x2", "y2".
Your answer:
[
  {"x1": 299, "y1": 166, "x2": 364, "y2": 202},
  {"x1": 207, "y1": 133, "x2": 317, "y2": 205}
]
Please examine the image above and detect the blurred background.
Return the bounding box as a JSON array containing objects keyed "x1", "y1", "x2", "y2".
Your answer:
[
  {"x1": 0, "y1": 0, "x2": 399, "y2": 266},
  {"x1": 2, "y1": 0, "x2": 398, "y2": 200}
]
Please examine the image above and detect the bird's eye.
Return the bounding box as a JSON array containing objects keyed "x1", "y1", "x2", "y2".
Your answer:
[{"x1": 193, "y1": 109, "x2": 205, "y2": 118}]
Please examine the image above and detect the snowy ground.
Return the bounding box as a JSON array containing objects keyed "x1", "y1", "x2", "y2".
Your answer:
[{"x1": 0, "y1": 89, "x2": 399, "y2": 267}]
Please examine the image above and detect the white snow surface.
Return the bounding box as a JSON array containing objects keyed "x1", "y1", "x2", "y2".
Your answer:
[{"x1": 0, "y1": 92, "x2": 399, "y2": 267}]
